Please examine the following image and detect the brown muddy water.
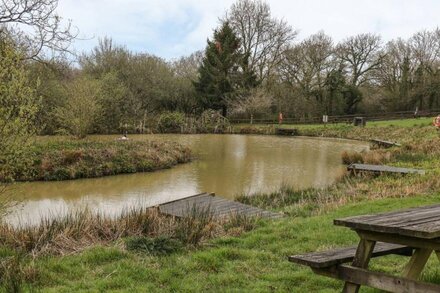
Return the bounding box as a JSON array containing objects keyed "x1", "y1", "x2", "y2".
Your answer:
[{"x1": 6, "y1": 134, "x2": 368, "y2": 225}]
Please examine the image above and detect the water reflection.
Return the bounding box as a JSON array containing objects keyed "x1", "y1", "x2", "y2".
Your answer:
[{"x1": 6, "y1": 134, "x2": 368, "y2": 225}]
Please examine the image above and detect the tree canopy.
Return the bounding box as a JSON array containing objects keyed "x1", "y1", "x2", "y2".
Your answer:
[{"x1": 194, "y1": 22, "x2": 258, "y2": 117}]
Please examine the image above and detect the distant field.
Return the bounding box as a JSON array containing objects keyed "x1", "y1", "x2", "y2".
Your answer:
[{"x1": 234, "y1": 117, "x2": 434, "y2": 130}]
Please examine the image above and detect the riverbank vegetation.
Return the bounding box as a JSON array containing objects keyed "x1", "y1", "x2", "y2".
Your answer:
[
  {"x1": 0, "y1": 205, "x2": 260, "y2": 291},
  {"x1": 0, "y1": 139, "x2": 191, "y2": 182},
  {"x1": 0, "y1": 205, "x2": 257, "y2": 257},
  {"x1": 238, "y1": 120, "x2": 439, "y2": 214},
  {"x1": 0, "y1": 120, "x2": 438, "y2": 292},
  {"x1": 4, "y1": 196, "x2": 440, "y2": 292}
]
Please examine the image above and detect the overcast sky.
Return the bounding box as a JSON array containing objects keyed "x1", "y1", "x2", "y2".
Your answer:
[{"x1": 58, "y1": 0, "x2": 440, "y2": 60}]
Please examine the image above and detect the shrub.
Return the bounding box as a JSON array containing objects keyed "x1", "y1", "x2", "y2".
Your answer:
[
  {"x1": 125, "y1": 236, "x2": 182, "y2": 255},
  {"x1": 55, "y1": 77, "x2": 102, "y2": 139},
  {"x1": 157, "y1": 112, "x2": 185, "y2": 133},
  {"x1": 196, "y1": 110, "x2": 230, "y2": 133}
]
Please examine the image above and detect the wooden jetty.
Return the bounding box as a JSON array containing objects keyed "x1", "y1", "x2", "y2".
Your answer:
[
  {"x1": 370, "y1": 139, "x2": 401, "y2": 148},
  {"x1": 159, "y1": 193, "x2": 282, "y2": 219},
  {"x1": 347, "y1": 163, "x2": 425, "y2": 175},
  {"x1": 275, "y1": 128, "x2": 298, "y2": 136}
]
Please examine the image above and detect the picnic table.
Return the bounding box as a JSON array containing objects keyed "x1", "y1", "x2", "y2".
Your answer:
[{"x1": 290, "y1": 204, "x2": 440, "y2": 292}]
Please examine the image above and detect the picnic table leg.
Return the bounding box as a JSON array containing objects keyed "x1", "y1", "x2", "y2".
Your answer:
[
  {"x1": 342, "y1": 239, "x2": 376, "y2": 293},
  {"x1": 402, "y1": 248, "x2": 432, "y2": 280}
]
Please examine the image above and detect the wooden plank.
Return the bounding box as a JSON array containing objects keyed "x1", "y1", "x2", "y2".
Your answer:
[
  {"x1": 313, "y1": 265, "x2": 440, "y2": 293},
  {"x1": 335, "y1": 204, "x2": 440, "y2": 239},
  {"x1": 157, "y1": 192, "x2": 212, "y2": 206},
  {"x1": 370, "y1": 139, "x2": 402, "y2": 148},
  {"x1": 357, "y1": 230, "x2": 440, "y2": 251},
  {"x1": 289, "y1": 242, "x2": 411, "y2": 269},
  {"x1": 348, "y1": 163, "x2": 425, "y2": 175},
  {"x1": 158, "y1": 193, "x2": 281, "y2": 220},
  {"x1": 402, "y1": 248, "x2": 432, "y2": 280},
  {"x1": 337, "y1": 205, "x2": 440, "y2": 228},
  {"x1": 342, "y1": 239, "x2": 376, "y2": 293}
]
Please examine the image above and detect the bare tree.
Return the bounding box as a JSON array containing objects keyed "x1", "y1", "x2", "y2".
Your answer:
[
  {"x1": 336, "y1": 33, "x2": 384, "y2": 86},
  {"x1": 410, "y1": 29, "x2": 440, "y2": 73},
  {"x1": 229, "y1": 87, "x2": 273, "y2": 123},
  {"x1": 376, "y1": 38, "x2": 414, "y2": 109},
  {"x1": 225, "y1": 0, "x2": 297, "y2": 81},
  {"x1": 280, "y1": 32, "x2": 334, "y2": 93},
  {"x1": 408, "y1": 29, "x2": 440, "y2": 108},
  {"x1": 0, "y1": 0, "x2": 78, "y2": 60},
  {"x1": 172, "y1": 50, "x2": 203, "y2": 80}
]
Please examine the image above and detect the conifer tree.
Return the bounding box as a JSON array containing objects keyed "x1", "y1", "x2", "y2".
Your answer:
[{"x1": 195, "y1": 22, "x2": 257, "y2": 117}]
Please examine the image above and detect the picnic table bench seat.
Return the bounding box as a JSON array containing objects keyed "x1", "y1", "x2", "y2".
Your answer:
[
  {"x1": 290, "y1": 204, "x2": 440, "y2": 292},
  {"x1": 289, "y1": 242, "x2": 412, "y2": 269}
]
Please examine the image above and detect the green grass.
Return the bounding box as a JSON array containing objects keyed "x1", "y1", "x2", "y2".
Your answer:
[
  {"x1": 17, "y1": 195, "x2": 440, "y2": 292},
  {"x1": 367, "y1": 117, "x2": 432, "y2": 127},
  {"x1": 232, "y1": 117, "x2": 433, "y2": 133}
]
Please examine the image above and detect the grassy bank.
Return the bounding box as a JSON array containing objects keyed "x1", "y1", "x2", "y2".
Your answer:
[
  {"x1": 0, "y1": 205, "x2": 260, "y2": 292},
  {"x1": 237, "y1": 119, "x2": 440, "y2": 216},
  {"x1": 7, "y1": 195, "x2": 440, "y2": 292},
  {"x1": 0, "y1": 139, "x2": 191, "y2": 182},
  {"x1": 3, "y1": 119, "x2": 440, "y2": 292},
  {"x1": 231, "y1": 117, "x2": 433, "y2": 135}
]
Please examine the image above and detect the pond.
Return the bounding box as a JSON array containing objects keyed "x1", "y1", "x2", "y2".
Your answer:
[{"x1": 7, "y1": 134, "x2": 368, "y2": 225}]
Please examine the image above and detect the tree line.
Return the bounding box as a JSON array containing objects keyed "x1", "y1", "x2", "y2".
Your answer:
[{"x1": 3, "y1": 0, "x2": 440, "y2": 139}]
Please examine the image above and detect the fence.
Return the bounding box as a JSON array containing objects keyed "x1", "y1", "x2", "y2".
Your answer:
[{"x1": 229, "y1": 109, "x2": 440, "y2": 125}]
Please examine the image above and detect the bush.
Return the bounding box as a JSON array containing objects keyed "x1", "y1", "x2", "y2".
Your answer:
[
  {"x1": 125, "y1": 236, "x2": 182, "y2": 255},
  {"x1": 196, "y1": 110, "x2": 230, "y2": 133},
  {"x1": 157, "y1": 112, "x2": 185, "y2": 133}
]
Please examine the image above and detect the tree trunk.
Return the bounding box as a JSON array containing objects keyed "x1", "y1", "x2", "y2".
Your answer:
[{"x1": 222, "y1": 105, "x2": 227, "y2": 117}]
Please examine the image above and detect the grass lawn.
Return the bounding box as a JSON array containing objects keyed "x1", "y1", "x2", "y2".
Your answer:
[
  {"x1": 234, "y1": 116, "x2": 433, "y2": 130},
  {"x1": 23, "y1": 195, "x2": 440, "y2": 292}
]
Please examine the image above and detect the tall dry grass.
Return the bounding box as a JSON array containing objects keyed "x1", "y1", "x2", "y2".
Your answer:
[
  {"x1": 0, "y1": 205, "x2": 261, "y2": 256},
  {"x1": 341, "y1": 150, "x2": 392, "y2": 165}
]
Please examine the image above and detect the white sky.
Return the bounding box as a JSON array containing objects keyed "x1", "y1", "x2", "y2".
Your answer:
[{"x1": 57, "y1": 0, "x2": 440, "y2": 60}]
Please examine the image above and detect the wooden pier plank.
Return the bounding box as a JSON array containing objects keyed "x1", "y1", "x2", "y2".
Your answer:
[
  {"x1": 370, "y1": 139, "x2": 401, "y2": 148},
  {"x1": 158, "y1": 193, "x2": 282, "y2": 219},
  {"x1": 348, "y1": 163, "x2": 425, "y2": 175}
]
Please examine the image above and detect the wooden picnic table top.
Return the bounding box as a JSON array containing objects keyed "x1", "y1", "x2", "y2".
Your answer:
[{"x1": 334, "y1": 204, "x2": 440, "y2": 239}]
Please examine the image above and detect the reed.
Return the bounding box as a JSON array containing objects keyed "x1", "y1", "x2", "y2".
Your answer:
[{"x1": 0, "y1": 204, "x2": 261, "y2": 256}]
